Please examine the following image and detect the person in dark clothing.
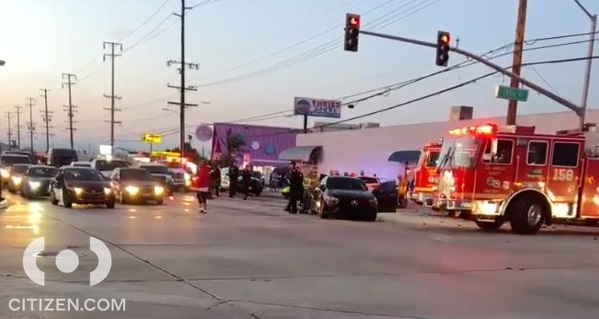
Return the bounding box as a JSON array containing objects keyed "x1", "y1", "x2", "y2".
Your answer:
[
  {"x1": 228, "y1": 163, "x2": 239, "y2": 197},
  {"x1": 241, "y1": 165, "x2": 252, "y2": 200},
  {"x1": 210, "y1": 164, "x2": 221, "y2": 197},
  {"x1": 287, "y1": 161, "x2": 304, "y2": 214}
]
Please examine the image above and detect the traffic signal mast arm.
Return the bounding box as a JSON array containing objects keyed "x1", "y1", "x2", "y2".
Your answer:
[{"x1": 358, "y1": 30, "x2": 583, "y2": 117}]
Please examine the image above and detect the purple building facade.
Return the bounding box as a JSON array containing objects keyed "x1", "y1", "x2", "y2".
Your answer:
[{"x1": 211, "y1": 122, "x2": 298, "y2": 167}]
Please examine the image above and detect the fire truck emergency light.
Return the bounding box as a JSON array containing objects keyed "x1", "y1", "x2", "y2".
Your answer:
[{"x1": 449, "y1": 124, "x2": 497, "y2": 136}]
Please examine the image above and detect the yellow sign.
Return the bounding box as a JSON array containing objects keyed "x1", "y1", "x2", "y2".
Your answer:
[
  {"x1": 151, "y1": 151, "x2": 180, "y2": 158},
  {"x1": 142, "y1": 133, "x2": 162, "y2": 143}
]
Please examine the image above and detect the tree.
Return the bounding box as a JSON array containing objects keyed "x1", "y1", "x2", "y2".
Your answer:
[{"x1": 217, "y1": 133, "x2": 245, "y2": 167}]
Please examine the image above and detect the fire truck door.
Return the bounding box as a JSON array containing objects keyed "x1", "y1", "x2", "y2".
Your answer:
[
  {"x1": 546, "y1": 141, "x2": 582, "y2": 205},
  {"x1": 480, "y1": 138, "x2": 516, "y2": 195},
  {"x1": 580, "y1": 158, "x2": 599, "y2": 218}
]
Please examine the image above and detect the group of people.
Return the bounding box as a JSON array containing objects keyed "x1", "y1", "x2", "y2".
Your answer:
[{"x1": 194, "y1": 160, "x2": 255, "y2": 213}]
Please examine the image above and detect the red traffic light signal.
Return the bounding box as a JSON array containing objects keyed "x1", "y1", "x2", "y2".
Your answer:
[
  {"x1": 344, "y1": 13, "x2": 361, "y2": 52},
  {"x1": 436, "y1": 31, "x2": 451, "y2": 67}
]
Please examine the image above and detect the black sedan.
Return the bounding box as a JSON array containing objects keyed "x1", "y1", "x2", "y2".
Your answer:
[
  {"x1": 110, "y1": 168, "x2": 165, "y2": 205},
  {"x1": 7, "y1": 164, "x2": 32, "y2": 193},
  {"x1": 312, "y1": 176, "x2": 378, "y2": 221},
  {"x1": 49, "y1": 167, "x2": 116, "y2": 208},
  {"x1": 20, "y1": 165, "x2": 57, "y2": 199}
]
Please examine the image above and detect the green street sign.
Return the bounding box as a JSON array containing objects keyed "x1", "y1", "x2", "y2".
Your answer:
[{"x1": 495, "y1": 85, "x2": 529, "y2": 102}]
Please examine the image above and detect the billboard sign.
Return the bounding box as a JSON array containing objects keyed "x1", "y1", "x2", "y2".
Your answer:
[
  {"x1": 294, "y1": 97, "x2": 342, "y2": 118},
  {"x1": 142, "y1": 133, "x2": 162, "y2": 144}
]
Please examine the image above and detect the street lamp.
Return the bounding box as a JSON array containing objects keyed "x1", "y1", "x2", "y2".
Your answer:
[{"x1": 574, "y1": 0, "x2": 597, "y2": 129}]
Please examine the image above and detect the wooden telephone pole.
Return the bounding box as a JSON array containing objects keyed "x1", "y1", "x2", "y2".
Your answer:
[{"x1": 506, "y1": 0, "x2": 528, "y2": 125}]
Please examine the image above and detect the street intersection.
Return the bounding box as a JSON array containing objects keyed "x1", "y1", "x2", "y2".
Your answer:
[{"x1": 0, "y1": 192, "x2": 598, "y2": 319}]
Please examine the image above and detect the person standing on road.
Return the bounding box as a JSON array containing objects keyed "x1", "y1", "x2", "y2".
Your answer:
[
  {"x1": 210, "y1": 163, "x2": 221, "y2": 198},
  {"x1": 242, "y1": 165, "x2": 252, "y2": 200},
  {"x1": 196, "y1": 161, "x2": 211, "y2": 213},
  {"x1": 288, "y1": 161, "x2": 304, "y2": 214},
  {"x1": 228, "y1": 162, "x2": 239, "y2": 197}
]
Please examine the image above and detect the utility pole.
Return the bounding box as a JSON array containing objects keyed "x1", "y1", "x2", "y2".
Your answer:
[
  {"x1": 103, "y1": 41, "x2": 123, "y2": 153},
  {"x1": 13, "y1": 106, "x2": 21, "y2": 149},
  {"x1": 167, "y1": 0, "x2": 200, "y2": 160},
  {"x1": 505, "y1": 0, "x2": 528, "y2": 125},
  {"x1": 62, "y1": 73, "x2": 77, "y2": 148},
  {"x1": 39, "y1": 89, "x2": 53, "y2": 152},
  {"x1": 5, "y1": 112, "x2": 12, "y2": 149},
  {"x1": 573, "y1": 0, "x2": 597, "y2": 129},
  {"x1": 26, "y1": 98, "x2": 35, "y2": 154}
]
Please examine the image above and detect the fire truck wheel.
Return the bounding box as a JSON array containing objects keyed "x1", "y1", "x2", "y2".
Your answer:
[
  {"x1": 509, "y1": 198, "x2": 545, "y2": 235},
  {"x1": 475, "y1": 218, "x2": 504, "y2": 232}
]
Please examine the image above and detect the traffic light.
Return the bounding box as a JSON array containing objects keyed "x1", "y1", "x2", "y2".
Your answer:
[
  {"x1": 436, "y1": 31, "x2": 450, "y2": 66},
  {"x1": 344, "y1": 13, "x2": 360, "y2": 52}
]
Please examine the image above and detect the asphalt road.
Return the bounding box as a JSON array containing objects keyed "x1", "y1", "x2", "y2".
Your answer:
[{"x1": 1, "y1": 191, "x2": 599, "y2": 319}]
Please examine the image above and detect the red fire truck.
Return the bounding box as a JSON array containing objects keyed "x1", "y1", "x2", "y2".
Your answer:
[
  {"x1": 432, "y1": 123, "x2": 599, "y2": 234},
  {"x1": 412, "y1": 142, "x2": 442, "y2": 206}
]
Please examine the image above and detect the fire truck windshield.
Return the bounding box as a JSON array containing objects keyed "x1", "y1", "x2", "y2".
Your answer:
[
  {"x1": 436, "y1": 136, "x2": 481, "y2": 169},
  {"x1": 426, "y1": 151, "x2": 440, "y2": 167}
]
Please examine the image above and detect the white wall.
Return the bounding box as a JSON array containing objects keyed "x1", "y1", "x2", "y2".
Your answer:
[{"x1": 297, "y1": 109, "x2": 599, "y2": 181}]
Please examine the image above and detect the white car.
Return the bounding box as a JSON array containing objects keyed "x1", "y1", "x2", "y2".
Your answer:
[
  {"x1": 70, "y1": 161, "x2": 91, "y2": 168},
  {"x1": 90, "y1": 158, "x2": 128, "y2": 178}
]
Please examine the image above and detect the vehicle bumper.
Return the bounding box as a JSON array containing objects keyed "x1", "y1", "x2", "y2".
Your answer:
[
  {"x1": 413, "y1": 192, "x2": 434, "y2": 206},
  {"x1": 72, "y1": 195, "x2": 115, "y2": 205},
  {"x1": 432, "y1": 196, "x2": 472, "y2": 211},
  {"x1": 124, "y1": 193, "x2": 164, "y2": 203}
]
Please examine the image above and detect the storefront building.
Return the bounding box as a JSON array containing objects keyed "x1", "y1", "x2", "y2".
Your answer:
[
  {"x1": 292, "y1": 109, "x2": 599, "y2": 181},
  {"x1": 211, "y1": 122, "x2": 297, "y2": 168}
]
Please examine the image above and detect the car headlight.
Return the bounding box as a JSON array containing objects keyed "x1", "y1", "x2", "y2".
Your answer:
[
  {"x1": 29, "y1": 181, "x2": 41, "y2": 190},
  {"x1": 0, "y1": 169, "x2": 9, "y2": 178},
  {"x1": 104, "y1": 187, "x2": 112, "y2": 195},
  {"x1": 12, "y1": 176, "x2": 22, "y2": 185},
  {"x1": 125, "y1": 185, "x2": 139, "y2": 195},
  {"x1": 73, "y1": 187, "x2": 83, "y2": 195},
  {"x1": 323, "y1": 195, "x2": 339, "y2": 206},
  {"x1": 154, "y1": 185, "x2": 164, "y2": 195},
  {"x1": 184, "y1": 173, "x2": 191, "y2": 180}
]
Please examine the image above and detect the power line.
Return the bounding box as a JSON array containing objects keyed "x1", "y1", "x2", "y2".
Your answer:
[
  {"x1": 187, "y1": 0, "x2": 414, "y2": 83},
  {"x1": 124, "y1": 15, "x2": 176, "y2": 52},
  {"x1": 229, "y1": 54, "x2": 599, "y2": 140},
  {"x1": 118, "y1": 0, "x2": 173, "y2": 42}
]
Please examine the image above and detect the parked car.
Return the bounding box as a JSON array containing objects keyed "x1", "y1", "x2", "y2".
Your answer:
[
  {"x1": 219, "y1": 167, "x2": 263, "y2": 196},
  {"x1": 312, "y1": 176, "x2": 378, "y2": 221},
  {"x1": 49, "y1": 167, "x2": 116, "y2": 208},
  {"x1": 372, "y1": 181, "x2": 400, "y2": 212}
]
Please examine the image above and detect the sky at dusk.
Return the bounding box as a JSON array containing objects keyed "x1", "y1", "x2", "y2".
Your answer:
[{"x1": 0, "y1": 0, "x2": 598, "y2": 152}]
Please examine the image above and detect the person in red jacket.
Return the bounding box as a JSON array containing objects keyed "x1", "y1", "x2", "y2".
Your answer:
[{"x1": 196, "y1": 161, "x2": 211, "y2": 213}]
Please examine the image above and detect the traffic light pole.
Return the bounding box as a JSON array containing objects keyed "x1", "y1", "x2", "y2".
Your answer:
[{"x1": 358, "y1": 30, "x2": 583, "y2": 118}]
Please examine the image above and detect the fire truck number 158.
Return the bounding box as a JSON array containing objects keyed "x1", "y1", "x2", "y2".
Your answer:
[{"x1": 552, "y1": 168, "x2": 574, "y2": 181}]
